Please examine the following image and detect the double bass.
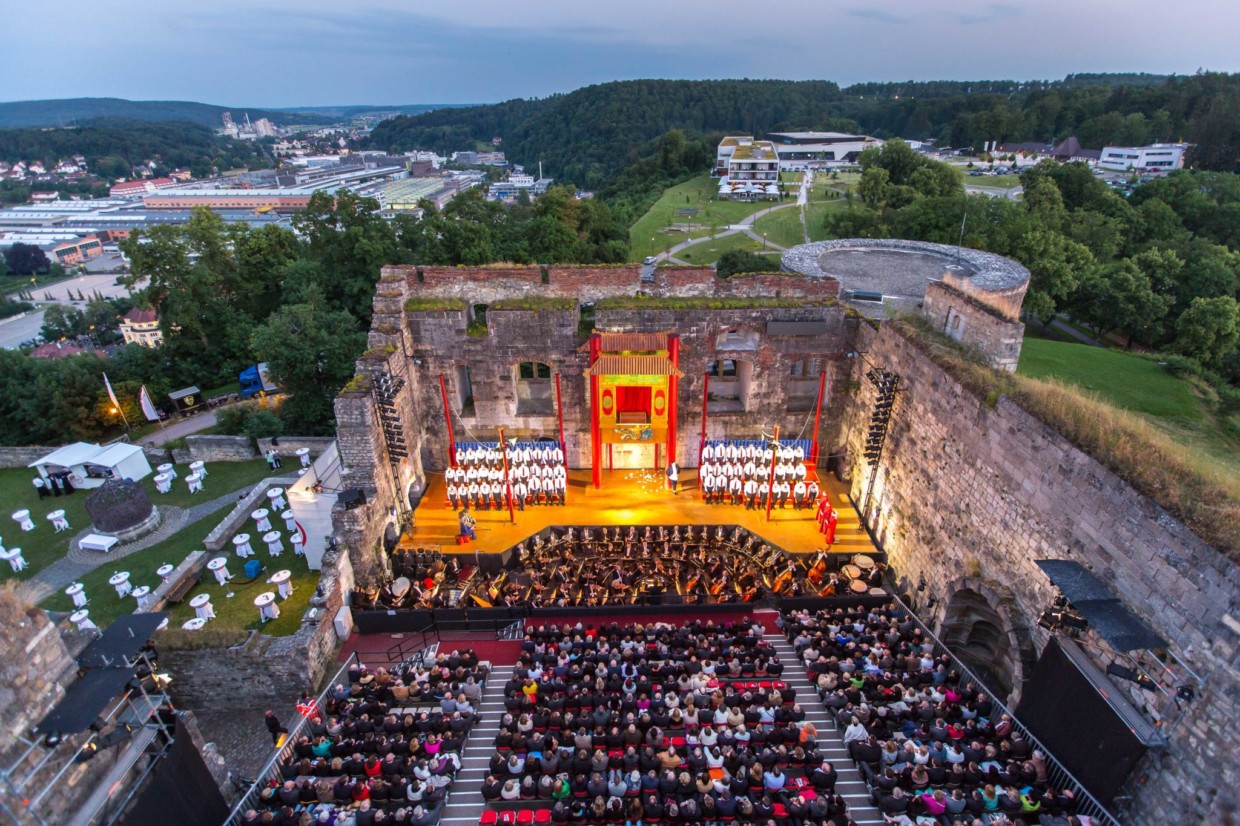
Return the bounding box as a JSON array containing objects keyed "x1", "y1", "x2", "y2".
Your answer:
[{"x1": 808, "y1": 553, "x2": 828, "y2": 586}]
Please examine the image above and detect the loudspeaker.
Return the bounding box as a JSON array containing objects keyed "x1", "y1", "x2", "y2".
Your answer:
[{"x1": 339, "y1": 489, "x2": 367, "y2": 510}]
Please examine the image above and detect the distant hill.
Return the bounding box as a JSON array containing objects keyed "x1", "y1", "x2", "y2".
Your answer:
[
  {"x1": 367, "y1": 73, "x2": 1240, "y2": 185},
  {"x1": 0, "y1": 98, "x2": 333, "y2": 129},
  {"x1": 271, "y1": 104, "x2": 476, "y2": 119}
]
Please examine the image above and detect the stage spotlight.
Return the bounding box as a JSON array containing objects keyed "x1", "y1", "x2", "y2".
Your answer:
[
  {"x1": 1060, "y1": 612, "x2": 1089, "y2": 632},
  {"x1": 1106, "y1": 664, "x2": 1158, "y2": 692}
]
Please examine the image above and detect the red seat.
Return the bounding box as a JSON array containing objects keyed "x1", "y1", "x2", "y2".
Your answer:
[
  {"x1": 535, "y1": 811, "x2": 551, "y2": 824},
  {"x1": 480, "y1": 812, "x2": 498, "y2": 826},
  {"x1": 517, "y1": 811, "x2": 535, "y2": 825}
]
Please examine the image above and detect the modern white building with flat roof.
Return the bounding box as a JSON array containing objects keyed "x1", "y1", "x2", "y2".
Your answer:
[
  {"x1": 766, "y1": 131, "x2": 884, "y2": 169},
  {"x1": 1097, "y1": 143, "x2": 1190, "y2": 172}
]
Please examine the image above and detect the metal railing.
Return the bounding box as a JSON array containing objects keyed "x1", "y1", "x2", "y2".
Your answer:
[
  {"x1": 885, "y1": 593, "x2": 1121, "y2": 826},
  {"x1": 383, "y1": 628, "x2": 439, "y2": 666},
  {"x1": 223, "y1": 652, "x2": 362, "y2": 825},
  {"x1": 497, "y1": 618, "x2": 525, "y2": 640}
]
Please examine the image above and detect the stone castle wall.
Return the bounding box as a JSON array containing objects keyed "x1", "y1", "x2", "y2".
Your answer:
[
  {"x1": 161, "y1": 547, "x2": 353, "y2": 709},
  {"x1": 840, "y1": 322, "x2": 1240, "y2": 824},
  {"x1": 399, "y1": 264, "x2": 840, "y2": 304},
  {"x1": 921, "y1": 280, "x2": 1025, "y2": 372}
]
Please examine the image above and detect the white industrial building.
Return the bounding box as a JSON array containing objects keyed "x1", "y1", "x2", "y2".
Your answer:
[{"x1": 1097, "y1": 143, "x2": 1190, "y2": 172}]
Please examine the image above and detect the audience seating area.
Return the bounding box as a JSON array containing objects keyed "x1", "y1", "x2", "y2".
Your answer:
[
  {"x1": 782, "y1": 606, "x2": 1089, "y2": 826},
  {"x1": 236, "y1": 648, "x2": 491, "y2": 826},
  {"x1": 477, "y1": 620, "x2": 854, "y2": 825}
]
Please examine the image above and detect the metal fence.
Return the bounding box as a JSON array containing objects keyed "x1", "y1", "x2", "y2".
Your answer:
[
  {"x1": 222, "y1": 652, "x2": 362, "y2": 825},
  {"x1": 886, "y1": 593, "x2": 1121, "y2": 826}
]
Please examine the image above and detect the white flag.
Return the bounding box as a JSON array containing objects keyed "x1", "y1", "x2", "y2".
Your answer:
[
  {"x1": 102, "y1": 373, "x2": 120, "y2": 408},
  {"x1": 139, "y1": 385, "x2": 160, "y2": 422}
]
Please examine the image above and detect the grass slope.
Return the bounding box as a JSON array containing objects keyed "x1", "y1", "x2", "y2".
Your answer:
[
  {"x1": 628, "y1": 175, "x2": 790, "y2": 262},
  {"x1": 1017, "y1": 339, "x2": 1201, "y2": 421}
]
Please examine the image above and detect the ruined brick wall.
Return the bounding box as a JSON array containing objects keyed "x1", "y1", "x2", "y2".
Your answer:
[
  {"x1": 395, "y1": 264, "x2": 839, "y2": 305},
  {"x1": 840, "y1": 322, "x2": 1240, "y2": 824},
  {"x1": 921, "y1": 280, "x2": 1025, "y2": 372},
  {"x1": 162, "y1": 547, "x2": 353, "y2": 709}
]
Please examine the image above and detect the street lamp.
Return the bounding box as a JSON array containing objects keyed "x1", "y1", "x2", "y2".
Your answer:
[{"x1": 762, "y1": 233, "x2": 768, "y2": 251}]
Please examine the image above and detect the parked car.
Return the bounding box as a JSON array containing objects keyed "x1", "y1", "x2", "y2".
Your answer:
[{"x1": 643, "y1": 256, "x2": 657, "y2": 265}]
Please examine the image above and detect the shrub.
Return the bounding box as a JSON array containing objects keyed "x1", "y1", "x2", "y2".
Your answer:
[{"x1": 243, "y1": 410, "x2": 284, "y2": 439}]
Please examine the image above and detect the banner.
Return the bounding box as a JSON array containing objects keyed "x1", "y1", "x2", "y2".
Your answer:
[
  {"x1": 139, "y1": 385, "x2": 160, "y2": 422},
  {"x1": 102, "y1": 373, "x2": 120, "y2": 408}
]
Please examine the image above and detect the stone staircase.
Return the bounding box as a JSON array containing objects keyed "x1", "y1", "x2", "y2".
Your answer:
[
  {"x1": 764, "y1": 631, "x2": 884, "y2": 825},
  {"x1": 437, "y1": 660, "x2": 514, "y2": 826}
]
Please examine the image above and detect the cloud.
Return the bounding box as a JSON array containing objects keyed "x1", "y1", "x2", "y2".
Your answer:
[
  {"x1": 847, "y1": 8, "x2": 910, "y2": 24},
  {"x1": 952, "y1": 3, "x2": 1024, "y2": 25}
]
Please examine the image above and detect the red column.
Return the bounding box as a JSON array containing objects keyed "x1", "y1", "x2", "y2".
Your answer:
[
  {"x1": 498, "y1": 426, "x2": 515, "y2": 525},
  {"x1": 554, "y1": 372, "x2": 566, "y2": 504},
  {"x1": 765, "y1": 425, "x2": 780, "y2": 522},
  {"x1": 554, "y1": 372, "x2": 566, "y2": 459},
  {"x1": 589, "y1": 334, "x2": 602, "y2": 489},
  {"x1": 699, "y1": 372, "x2": 710, "y2": 460},
  {"x1": 438, "y1": 374, "x2": 457, "y2": 468},
  {"x1": 809, "y1": 369, "x2": 827, "y2": 464},
  {"x1": 667, "y1": 334, "x2": 680, "y2": 469}
]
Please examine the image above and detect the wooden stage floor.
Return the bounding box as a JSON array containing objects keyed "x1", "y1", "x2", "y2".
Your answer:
[{"x1": 402, "y1": 468, "x2": 876, "y2": 558}]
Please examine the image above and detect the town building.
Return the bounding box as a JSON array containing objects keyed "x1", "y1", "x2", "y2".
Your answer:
[
  {"x1": 118, "y1": 307, "x2": 163, "y2": 348},
  {"x1": 1097, "y1": 142, "x2": 1190, "y2": 172},
  {"x1": 48, "y1": 233, "x2": 103, "y2": 266},
  {"x1": 765, "y1": 131, "x2": 884, "y2": 168},
  {"x1": 715, "y1": 137, "x2": 782, "y2": 200}
]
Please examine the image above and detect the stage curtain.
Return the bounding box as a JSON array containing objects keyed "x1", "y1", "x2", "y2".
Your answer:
[{"x1": 616, "y1": 386, "x2": 651, "y2": 414}]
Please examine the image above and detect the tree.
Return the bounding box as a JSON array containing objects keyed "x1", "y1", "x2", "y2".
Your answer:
[
  {"x1": 1013, "y1": 230, "x2": 1096, "y2": 323},
  {"x1": 4, "y1": 243, "x2": 50, "y2": 276},
  {"x1": 716, "y1": 250, "x2": 775, "y2": 279},
  {"x1": 41, "y1": 305, "x2": 85, "y2": 340},
  {"x1": 293, "y1": 190, "x2": 396, "y2": 323},
  {"x1": 1174, "y1": 296, "x2": 1240, "y2": 368},
  {"x1": 251, "y1": 294, "x2": 366, "y2": 436},
  {"x1": 1075, "y1": 261, "x2": 1171, "y2": 345}
]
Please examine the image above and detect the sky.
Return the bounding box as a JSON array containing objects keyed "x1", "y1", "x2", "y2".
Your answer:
[{"x1": 4, "y1": 0, "x2": 1239, "y2": 107}]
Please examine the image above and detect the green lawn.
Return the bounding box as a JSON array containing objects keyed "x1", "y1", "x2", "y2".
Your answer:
[
  {"x1": 752, "y1": 206, "x2": 809, "y2": 249},
  {"x1": 1017, "y1": 337, "x2": 1240, "y2": 493},
  {"x1": 629, "y1": 175, "x2": 790, "y2": 262},
  {"x1": 752, "y1": 201, "x2": 848, "y2": 248},
  {"x1": 40, "y1": 512, "x2": 317, "y2": 637},
  {"x1": 1017, "y1": 338, "x2": 1202, "y2": 421},
  {"x1": 966, "y1": 174, "x2": 1022, "y2": 189},
  {"x1": 675, "y1": 233, "x2": 784, "y2": 266},
  {"x1": 0, "y1": 458, "x2": 274, "y2": 583}
]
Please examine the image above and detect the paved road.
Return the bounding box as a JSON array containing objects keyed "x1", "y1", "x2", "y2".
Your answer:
[
  {"x1": 0, "y1": 311, "x2": 47, "y2": 348},
  {"x1": 135, "y1": 410, "x2": 220, "y2": 447},
  {"x1": 2, "y1": 264, "x2": 144, "y2": 349},
  {"x1": 965, "y1": 184, "x2": 1023, "y2": 200}
]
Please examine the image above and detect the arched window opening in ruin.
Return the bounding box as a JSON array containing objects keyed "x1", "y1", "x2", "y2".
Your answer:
[{"x1": 515, "y1": 362, "x2": 554, "y2": 416}]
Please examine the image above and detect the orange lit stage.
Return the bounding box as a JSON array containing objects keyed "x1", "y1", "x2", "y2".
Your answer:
[{"x1": 402, "y1": 468, "x2": 875, "y2": 558}]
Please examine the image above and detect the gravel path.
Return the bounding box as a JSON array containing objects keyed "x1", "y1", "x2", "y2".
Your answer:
[{"x1": 18, "y1": 486, "x2": 252, "y2": 603}]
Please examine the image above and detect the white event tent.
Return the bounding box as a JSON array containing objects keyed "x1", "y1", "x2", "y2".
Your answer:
[{"x1": 29, "y1": 442, "x2": 153, "y2": 489}]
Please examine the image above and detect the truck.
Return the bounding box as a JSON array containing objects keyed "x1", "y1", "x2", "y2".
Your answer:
[{"x1": 239, "y1": 363, "x2": 278, "y2": 399}]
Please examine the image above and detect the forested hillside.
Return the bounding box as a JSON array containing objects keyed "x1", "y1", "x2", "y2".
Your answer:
[
  {"x1": 0, "y1": 97, "x2": 328, "y2": 129},
  {"x1": 0, "y1": 119, "x2": 270, "y2": 177},
  {"x1": 367, "y1": 80, "x2": 854, "y2": 188},
  {"x1": 367, "y1": 73, "x2": 1240, "y2": 186}
]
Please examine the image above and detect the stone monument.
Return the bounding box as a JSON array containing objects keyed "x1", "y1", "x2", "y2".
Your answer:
[{"x1": 84, "y1": 479, "x2": 162, "y2": 543}]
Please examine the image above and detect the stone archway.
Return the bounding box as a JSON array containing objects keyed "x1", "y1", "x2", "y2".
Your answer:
[{"x1": 935, "y1": 577, "x2": 1038, "y2": 705}]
